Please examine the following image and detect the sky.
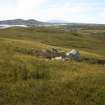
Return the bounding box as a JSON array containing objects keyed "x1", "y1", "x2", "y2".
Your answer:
[{"x1": 0, "y1": 0, "x2": 105, "y2": 24}]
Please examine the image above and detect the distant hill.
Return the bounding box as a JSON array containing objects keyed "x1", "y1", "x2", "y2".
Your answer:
[
  {"x1": 0, "y1": 19, "x2": 45, "y2": 26},
  {"x1": 0, "y1": 19, "x2": 105, "y2": 28}
]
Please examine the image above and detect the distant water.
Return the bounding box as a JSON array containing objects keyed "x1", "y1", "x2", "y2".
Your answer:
[{"x1": 0, "y1": 25, "x2": 28, "y2": 29}]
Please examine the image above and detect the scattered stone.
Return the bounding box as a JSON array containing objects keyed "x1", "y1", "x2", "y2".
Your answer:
[
  {"x1": 66, "y1": 49, "x2": 80, "y2": 61},
  {"x1": 16, "y1": 47, "x2": 81, "y2": 61},
  {"x1": 52, "y1": 56, "x2": 65, "y2": 61}
]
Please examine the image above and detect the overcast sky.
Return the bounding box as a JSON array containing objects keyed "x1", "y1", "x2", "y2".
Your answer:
[{"x1": 0, "y1": 0, "x2": 105, "y2": 23}]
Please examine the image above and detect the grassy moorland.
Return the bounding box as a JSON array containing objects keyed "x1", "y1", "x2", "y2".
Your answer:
[{"x1": 0, "y1": 26, "x2": 105, "y2": 105}]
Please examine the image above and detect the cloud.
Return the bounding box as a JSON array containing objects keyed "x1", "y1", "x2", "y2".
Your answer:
[
  {"x1": 17, "y1": 0, "x2": 47, "y2": 9},
  {"x1": 36, "y1": 2, "x2": 105, "y2": 24},
  {"x1": 0, "y1": 0, "x2": 105, "y2": 23},
  {"x1": 0, "y1": 0, "x2": 48, "y2": 20},
  {"x1": 37, "y1": 2, "x2": 93, "y2": 22},
  {"x1": 14, "y1": 0, "x2": 48, "y2": 19}
]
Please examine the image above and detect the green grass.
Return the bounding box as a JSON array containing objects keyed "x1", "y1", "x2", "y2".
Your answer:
[{"x1": 0, "y1": 26, "x2": 105, "y2": 105}]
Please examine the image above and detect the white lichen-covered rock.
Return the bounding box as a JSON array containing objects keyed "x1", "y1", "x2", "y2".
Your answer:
[
  {"x1": 66, "y1": 49, "x2": 80, "y2": 61},
  {"x1": 52, "y1": 56, "x2": 65, "y2": 61},
  {"x1": 54, "y1": 56, "x2": 62, "y2": 60}
]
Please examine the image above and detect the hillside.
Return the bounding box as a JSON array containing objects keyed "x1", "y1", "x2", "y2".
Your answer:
[
  {"x1": 0, "y1": 19, "x2": 45, "y2": 26},
  {"x1": 0, "y1": 26, "x2": 105, "y2": 105}
]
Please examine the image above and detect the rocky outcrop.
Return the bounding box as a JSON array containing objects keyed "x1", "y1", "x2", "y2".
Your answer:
[
  {"x1": 66, "y1": 49, "x2": 80, "y2": 61},
  {"x1": 16, "y1": 47, "x2": 81, "y2": 61}
]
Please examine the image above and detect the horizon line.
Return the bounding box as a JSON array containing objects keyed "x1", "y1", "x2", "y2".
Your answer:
[{"x1": 0, "y1": 18, "x2": 105, "y2": 25}]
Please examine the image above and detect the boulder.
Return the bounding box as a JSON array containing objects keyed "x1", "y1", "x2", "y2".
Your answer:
[{"x1": 66, "y1": 49, "x2": 80, "y2": 61}]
